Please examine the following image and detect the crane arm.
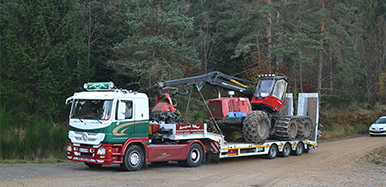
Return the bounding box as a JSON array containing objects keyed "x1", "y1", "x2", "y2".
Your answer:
[{"x1": 155, "y1": 71, "x2": 255, "y2": 96}]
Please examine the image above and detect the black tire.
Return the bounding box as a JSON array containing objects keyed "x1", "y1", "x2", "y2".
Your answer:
[
  {"x1": 242, "y1": 111, "x2": 271, "y2": 144},
  {"x1": 179, "y1": 143, "x2": 204, "y2": 167},
  {"x1": 207, "y1": 119, "x2": 220, "y2": 134},
  {"x1": 266, "y1": 144, "x2": 278, "y2": 159},
  {"x1": 293, "y1": 142, "x2": 304, "y2": 156},
  {"x1": 121, "y1": 145, "x2": 145, "y2": 171},
  {"x1": 297, "y1": 117, "x2": 313, "y2": 139},
  {"x1": 279, "y1": 143, "x2": 291, "y2": 157},
  {"x1": 275, "y1": 116, "x2": 298, "y2": 140},
  {"x1": 84, "y1": 162, "x2": 102, "y2": 168}
]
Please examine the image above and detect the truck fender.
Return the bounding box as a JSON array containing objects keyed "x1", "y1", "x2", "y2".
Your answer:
[
  {"x1": 183, "y1": 140, "x2": 207, "y2": 160},
  {"x1": 121, "y1": 137, "x2": 149, "y2": 157}
]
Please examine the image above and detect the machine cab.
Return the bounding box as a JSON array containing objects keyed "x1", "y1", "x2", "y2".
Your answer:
[{"x1": 251, "y1": 74, "x2": 288, "y2": 113}]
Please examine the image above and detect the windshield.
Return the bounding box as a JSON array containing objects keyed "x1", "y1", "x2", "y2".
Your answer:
[
  {"x1": 71, "y1": 99, "x2": 113, "y2": 120},
  {"x1": 375, "y1": 117, "x2": 386, "y2": 124},
  {"x1": 254, "y1": 79, "x2": 274, "y2": 97}
]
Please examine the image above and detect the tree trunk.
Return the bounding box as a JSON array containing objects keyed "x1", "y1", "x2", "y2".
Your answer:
[
  {"x1": 317, "y1": 0, "x2": 325, "y2": 98},
  {"x1": 87, "y1": 1, "x2": 91, "y2": 69},
  {"x1": 329, "y1": 47, "x2": 333, "y2": 95},
  {"x1": 299, "y1": 49, "x2": 304, "y2": 93},
  {"x1": 266, "y1": 0, "x2": 272, "y2": 70}
]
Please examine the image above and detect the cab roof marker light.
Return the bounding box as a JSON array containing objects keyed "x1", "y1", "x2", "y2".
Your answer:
[{"x1": 84, "y1": 82, "x2": 115, "y2": 91}]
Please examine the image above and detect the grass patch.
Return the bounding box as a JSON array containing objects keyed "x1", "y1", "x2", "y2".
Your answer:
[{"x1": 0, "y1": 107, "x2": 68, "y2": 161}]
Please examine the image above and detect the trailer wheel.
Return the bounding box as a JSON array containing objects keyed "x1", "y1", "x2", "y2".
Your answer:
[
  {"x1": 279, "y1": 143, "x2": 291, "y2": 157},
  {"x1": 122, "y1": 145, "x2": 144, "y2": 171},
  {"x1": 84, "y1": 162, "x2": 102, "y2": 168},
  {"x1": 179, "y1": 143, "x2": 204, "y2": 167},
  {"x1": 303, "y1": 143, "x2": 310, "y2": 153},
  {"x1": 293, "y1": 142, "x2": 304, "y2": 156},
  {"x1": 266, "y1": 144, "x2": 278, "y2": 159}
]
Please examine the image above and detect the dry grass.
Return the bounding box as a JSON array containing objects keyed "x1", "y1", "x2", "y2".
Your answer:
[
  {"x1": 319, "y1": 103, "x2": 385, "y2": 140},
  {"x1": 358, "y1": 145, "x2": 386, "y2": 166}
]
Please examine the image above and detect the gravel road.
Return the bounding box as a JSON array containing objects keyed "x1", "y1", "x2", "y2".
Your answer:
[{"x1": 1, "y1": 135, "x2": 385, "y2": 187}]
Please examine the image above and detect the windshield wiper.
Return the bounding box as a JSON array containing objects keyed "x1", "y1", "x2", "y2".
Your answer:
[
  {"x1": 77, "y1": 117, "x2": 83, "y2": 122},
  {"x1": 96, "y1": 119, "x2": 102, "y2": 124}
]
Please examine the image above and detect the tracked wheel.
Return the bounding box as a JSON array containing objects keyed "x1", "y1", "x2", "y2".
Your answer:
[
  {"x1": 242, "y1": 111, "x2": 271, "y2": 144},
  {"x1": 274, "y1": 116, "x2": 298, "y2": 140},
  {"x1": 297, "y1": 117, "x2": 313, "y2": 140}
]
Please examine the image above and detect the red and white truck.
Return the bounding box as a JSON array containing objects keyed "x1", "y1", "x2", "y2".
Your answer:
[{"x1": 65, "y1": 79, "x2": 319, "y2": 171}]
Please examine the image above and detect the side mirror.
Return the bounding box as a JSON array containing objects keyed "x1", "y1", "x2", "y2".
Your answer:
[
  {"x1": 65, "y1": 97, "x2": 73, "y2": 105},
  {"x1": 117, "y1": 102, "x2": 126, "y2": 120}
]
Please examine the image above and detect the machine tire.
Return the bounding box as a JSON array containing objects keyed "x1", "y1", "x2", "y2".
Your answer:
[
  {"x1": 297, "y1": 117, "x2": 313, "y2": 140},
  {"x1": 266, "y1": 144, "x2": 278, "y2": 159},
  {"x1": 279, "y1": 143, "x2": 291, "y2": 157},
  {"x1": 293, "y1": 142, "x2": 304, "y2": 156},
  {"x1": 242, "y1": 111, "x2": 271, "y2": 144},
  {"x1": 122, "y1": 145, "x2": 145, "y2": 171},
  {"x1": 84, "y1": 162, "x2": 102, "y2": 168},
  {"x1": 275, "y1": 116, "x2": 298, "y2": 140}
]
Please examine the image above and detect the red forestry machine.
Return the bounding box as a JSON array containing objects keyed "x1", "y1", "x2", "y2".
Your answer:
[{"x1": 151, "y1": 71, "x2": 313, "y2": 144}]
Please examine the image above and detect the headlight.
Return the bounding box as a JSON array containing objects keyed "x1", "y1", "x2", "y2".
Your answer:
[
  {"x1": 97, "y1": 148, "x2": 106, "y2": 155},
  {"x1": 67, "y1": 145, "x2": 72, "y2": 152}
]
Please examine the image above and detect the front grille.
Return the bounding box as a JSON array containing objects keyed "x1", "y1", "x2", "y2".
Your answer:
[
  {"x1": 80, "y1": 152, "x2": 93, "y2": 157},
  {"x1": 370, "y1": 130, "x2": 386, "y2": 133},
  {"x1": 80, "y1": 144, "x2": 94, "y2": 147}
]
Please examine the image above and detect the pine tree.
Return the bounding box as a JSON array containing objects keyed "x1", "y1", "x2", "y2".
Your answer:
[
  {"x1": 0, "y1": 0, "x2": 89, "y2": 119},
  {"x1": 109, "y1": 0, "x2": 200, "y2": 91}
]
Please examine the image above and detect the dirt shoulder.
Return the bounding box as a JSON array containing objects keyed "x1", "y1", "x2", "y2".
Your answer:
[{"x1": 1, "y1": 136, "x2": 385, "y2": 187}]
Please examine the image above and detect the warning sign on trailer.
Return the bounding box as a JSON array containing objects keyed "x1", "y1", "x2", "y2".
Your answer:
[{"x1": 176, "y1": 124, "x2": 204, "y2": 134}]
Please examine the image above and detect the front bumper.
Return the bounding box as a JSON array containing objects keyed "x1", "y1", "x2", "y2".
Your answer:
[
  {"x1": 67, "y1": 142, "x2": 123, "y2": 165},
  {"x1": 369, "y1": 130, "x2": 386, "y2": 136}
]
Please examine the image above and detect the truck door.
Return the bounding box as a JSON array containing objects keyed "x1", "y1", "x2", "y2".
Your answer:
[{"x1": 112, "y1": 100, "x2": 135, "y2": 143}]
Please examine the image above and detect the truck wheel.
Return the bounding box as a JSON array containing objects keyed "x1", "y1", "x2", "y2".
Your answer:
[
  {"x1": 293, "y1": 142, "x2": 304, "y2": 156},
  {"x1": 179, "y1": 143, "x2": 204, "y2": 167},
  {"x1": 84, "y1": 162, "x2": 102, "y2": 168},
  {"x1": 279, "y1": 143, "x2": 291, "y2": 157},
  {"x1": 242, "y1": 111, "x2": 271, "y2": 144},
  {"x1": 122, "y1": 145, "x2": 144, "y2": 171},
  {"x1": 266, "y1": 144, "x2": 278, "y2": 159}
]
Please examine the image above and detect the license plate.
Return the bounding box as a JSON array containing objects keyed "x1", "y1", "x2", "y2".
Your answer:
[{"x1": 79, "y1": 148, "x2": 88, "y2": 153}]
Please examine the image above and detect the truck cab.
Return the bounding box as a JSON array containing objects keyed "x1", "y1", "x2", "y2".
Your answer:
[
  {"x1": 66, "y1": 82, "x2": 150, "y2": 167},
  {"x1": 66, "y1": 82, "x2": 149, "y2": 145}
]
